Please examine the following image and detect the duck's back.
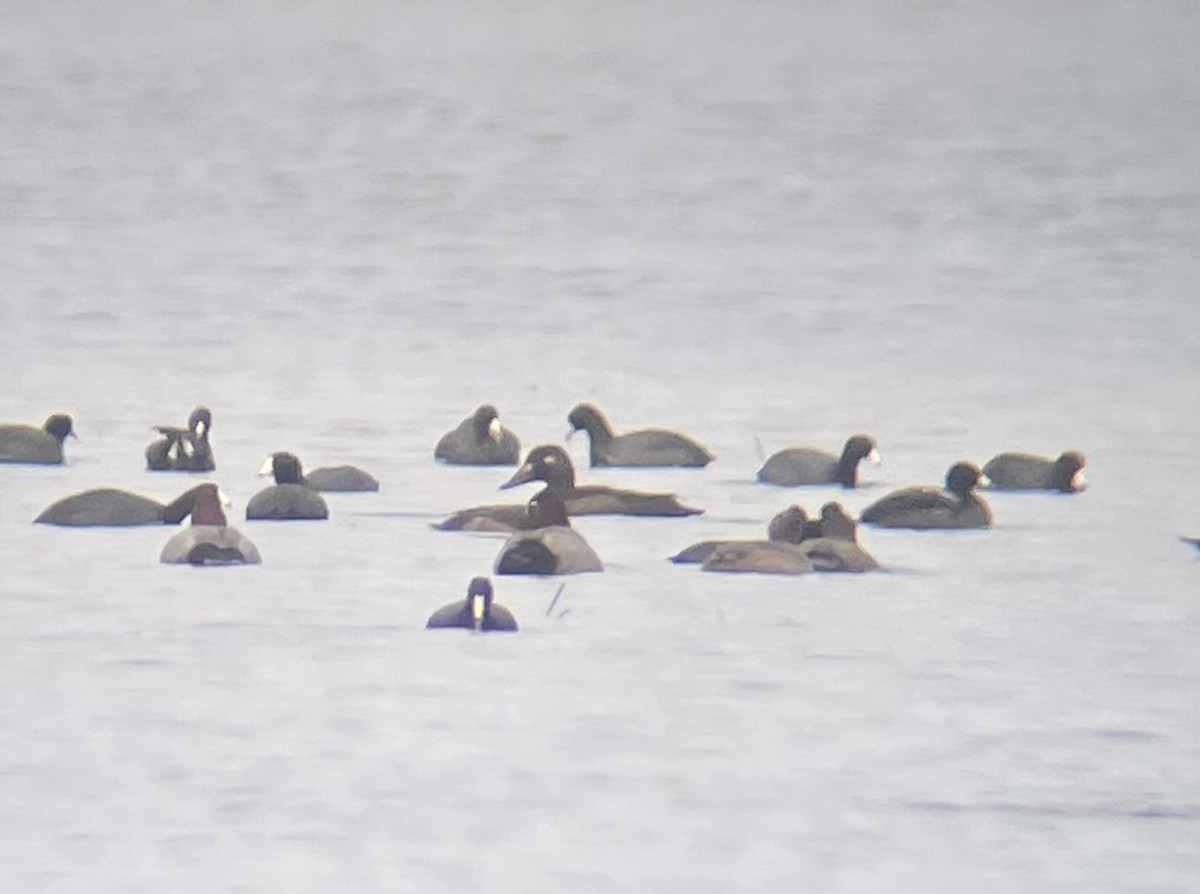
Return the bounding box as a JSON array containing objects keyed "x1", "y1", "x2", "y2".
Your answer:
[
  {"x1": 0, "y1": 425, "x2": 61, "y2": 464},
  {"x1": 595, "y1": 429, "x2": 712, "y2": 467},
  {"x1": 564, "y1": 484, "x2": 702, "y2": 517},
  {"x1": 495, "y1": 525, "x2": 603, "y2": 575},
  {"x1": 304, "y1": 465, "x2": 380, "y2": 492},
  {"x1": 756, "y1": 447, "x2": 838, "y2": 485},
  {"x1": 982, "y1": 453, "x2": 1054, "y2": 489},
  {"x1": 700, "y1": 542, "x2": 813, "y2": 575},
  {"x1": 36, "y1": 489, "x2": 166, "y2": 526},
  {"x1": 861, "y1": 486, "x2": 991, "y2": 529},
  {"x1": 245, "y1": 484, "x2": 329, "y2": 520},
  {"x1": 161, "y1": 525, "x2": 261, "y2": 564}
]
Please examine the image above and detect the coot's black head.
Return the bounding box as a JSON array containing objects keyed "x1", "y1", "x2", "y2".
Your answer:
[
  {"x1": 472, "y1": 404, "x2": 503, "y2": 441},
  {"x1": 768, "y1": 505, "x2": 809, "y2": 543},
  {"x1": 188, "y1": 407, "x2": 213, "y2": 438},
  {"x1": 843, "y1": 435, "x2": 879, "y2": 463},
  {"x1": 566, "y1": 403, "x2": 610, "y2": 435},
  {"x1": 1054, "y1": 451, "x2": 1087, "y2": 492},
  {"x1": 500, "y1": 445, "x2": 576, "y2": 490},
  {"x1": 467, "y1": 576, "x2": 494, "y2": 627},
  {"x1": 945, "y1": 462, "x2": 986, "y2": 496},
  {"x1": 260, "y1": 451, "x2": 304, "y2": 485},
  {"x1": 43, "y1": 414, "x2": 76, "y2": 442}
]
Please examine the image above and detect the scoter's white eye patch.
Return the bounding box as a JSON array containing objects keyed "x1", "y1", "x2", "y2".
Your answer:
[
  {"x1": 195, "y1": 420, "x2": 207, "y2": 438},
  {"x1": 487, "y1": 418, "x2": 502, "y2": 441},
  {"x1": 544, "y1": 454, "x2": 558, "y2": 465}
]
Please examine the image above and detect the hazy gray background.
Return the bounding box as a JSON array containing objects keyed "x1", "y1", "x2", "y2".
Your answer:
[{"x1": 0, "y1": 1, "x2": 1196, "y2": 891}]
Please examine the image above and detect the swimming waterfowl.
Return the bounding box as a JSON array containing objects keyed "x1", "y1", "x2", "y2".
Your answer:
[
  {"x1": 500, "y1": 444, "x2": 703, "y2": 517},
  {"x1": 494, "y1": 490, "x2": 603, "y2": 576},
  {"x1": 756, "y1": 434, "x2": 879, "y2": 487},
  {"x1": 302, "y1": 465, "x2": 380, "y2": 492},
  {"x1": 982, "y1": 450, "x2": 1086, "y2": 493},
  {"x1": 566, "y1": 403, "x2": 714, "y2": 467},
  {"x1": 1179, "y1": 536, "x2": 1200, "y2": 553},
  {"x1": 145, "y1": 406, "x2": 215, "y2": 472},
  {"x1": 0, "y1": 414, "x2": 75, "y2": 464},
  {"x1": 696, "y1": 502, "x2": 877, "y2": 574},
  {"x1": 245, "y1": 452, "x2": 330, "y2": 520},
  {"x1": 434, "y1": 405, "x2": 521, "y2": 465},
  {"x1": 859, "y1": 462, "x2": 992, "y2": 530},
  {"x1": 670, "y1": 504, "x2": 810, "y2": 564},
  {"x1": 794, "y1": 502, "x2": 880, "y2": 572},
  {"x1": 426, "y1": 576, "x2": 518, "y2": 631},
  {"x1": 160, "y1": 483, "x2": 261, "y2": 565}
]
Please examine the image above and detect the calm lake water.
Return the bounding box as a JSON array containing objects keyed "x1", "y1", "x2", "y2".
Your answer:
[{"x1": 1, "y1": 2, "x2": 1197, "y2": 891}]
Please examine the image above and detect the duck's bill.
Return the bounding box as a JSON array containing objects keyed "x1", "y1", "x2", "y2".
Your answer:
[
  {"x1": 257, "y1": 456, "x2": 275, "y2": 476},
  {"x1": 978, "y1": 473, "x2": 991, "y2": 487},
  {"x1": 563, "y1": 427, "x2": 575, "y2": 441},
  {"x1": 866, "y1": 448, "x2": 881, "y2": 465},
  {"x1": 499, "y1": 463, "x2": 536, "y2": 490},
  {"x1": 1072, "y1": 470, "x2": 1087, "y2": 489},
  {"x1": 217, "y1": 487, "x2": 233, "y2": 509}
]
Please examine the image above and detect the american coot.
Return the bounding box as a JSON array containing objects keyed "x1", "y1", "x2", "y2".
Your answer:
[
  {"x1": 160, "y1": 483, "x2": 261, "y2": 565},
  {"x1": 36, "y1": 488, "x2": 170, "y2": 526},
  {"x1": 501, "y1": 444, "x2": 703, "y2": 517},
  {"x1": 982, "y1": 450, "x2": 1086, "y2": 493},
  {"x1": 860, "y1": 462, "x2": 992, "y2": 530},
  {"x1": 426, "y1": 576, "x2": 518, "y2": 631},
  {"x1": 493, "y1": 489, "x2": 603, "y2": 576},
  {"x1": 671, "y1": 504, "x2": 811, "y2": 564},
  {"x1": 0, "y1": 414, "x2": 76, "y2": 464},
  {"x1": 146, "y1": 406, "x2": 215, "y2": 472},
  {"x1": 302, "y1": 465, "x2": 380, "y2": 492},
  {"x1": 245, "y1": 453, "x2": 330, "y2": 520},
  {"x1": 566, "y1": 403, "x2": 714, "y2": 468},
  {"x1": 756, "y1": 434, "x2": 880, "y2": 487},
  {"x1": 434, "y1": 405, "x2": 521, "y2": 466}
]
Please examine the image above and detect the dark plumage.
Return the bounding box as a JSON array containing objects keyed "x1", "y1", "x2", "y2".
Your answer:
[
  {"x1": 160, "y1": 483, "x2": 261, "y2": 565},
  {"x1": 435, "y1": 405, "x2": 521, "y2": 465},
  {"x1": 695, "y1": 501, "x2": 878, "y2": 574},
  {"x1": 500, "y1": 444, "x2": 703, "y2": 517},
  {"x1": 756, "y1": 434, "x2": 879, "y2": 487},
  {"x1": 0, "y1": 413, "x2": 76, "y2": 464},
  {"x1": 671, "y1": 504, "x2": 810, "y2": 564},
  {"x1": 145, "y1": 406, "x2": 215, "y2": 472},
  {"x1": 302, "y1": 465, "x2": 380, "y2": 492},
  {"x1": 982, "y1": 450, "x2": 1086, "y2": 493},
  {"x1": 566, "y1": 403, "x2": 713, "y2": 467},
  {"x1": 493, "y1": 465, "x2": 603, "y2": 575},
  {"x1": 426, "y1": 577, "x2": 518, "y2": 631},
  {"x1": 245, "y1": 452, "x2": 330, "y2": 520},
  {"x1": 36, "y1": 488, "x2": 169, "y2": 526},
  {"x1": 860, "y1": 462, "x2": 992, "y2": 530}
]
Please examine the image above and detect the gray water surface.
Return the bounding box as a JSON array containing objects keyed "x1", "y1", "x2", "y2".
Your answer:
[{"x1": 1, "y1": 2, "x2": 1197, "y2": 892}]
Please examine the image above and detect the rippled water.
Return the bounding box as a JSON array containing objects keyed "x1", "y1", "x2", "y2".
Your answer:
[{"x1": 1, "y1": 2, "x2": 1197, "y2": 891}]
